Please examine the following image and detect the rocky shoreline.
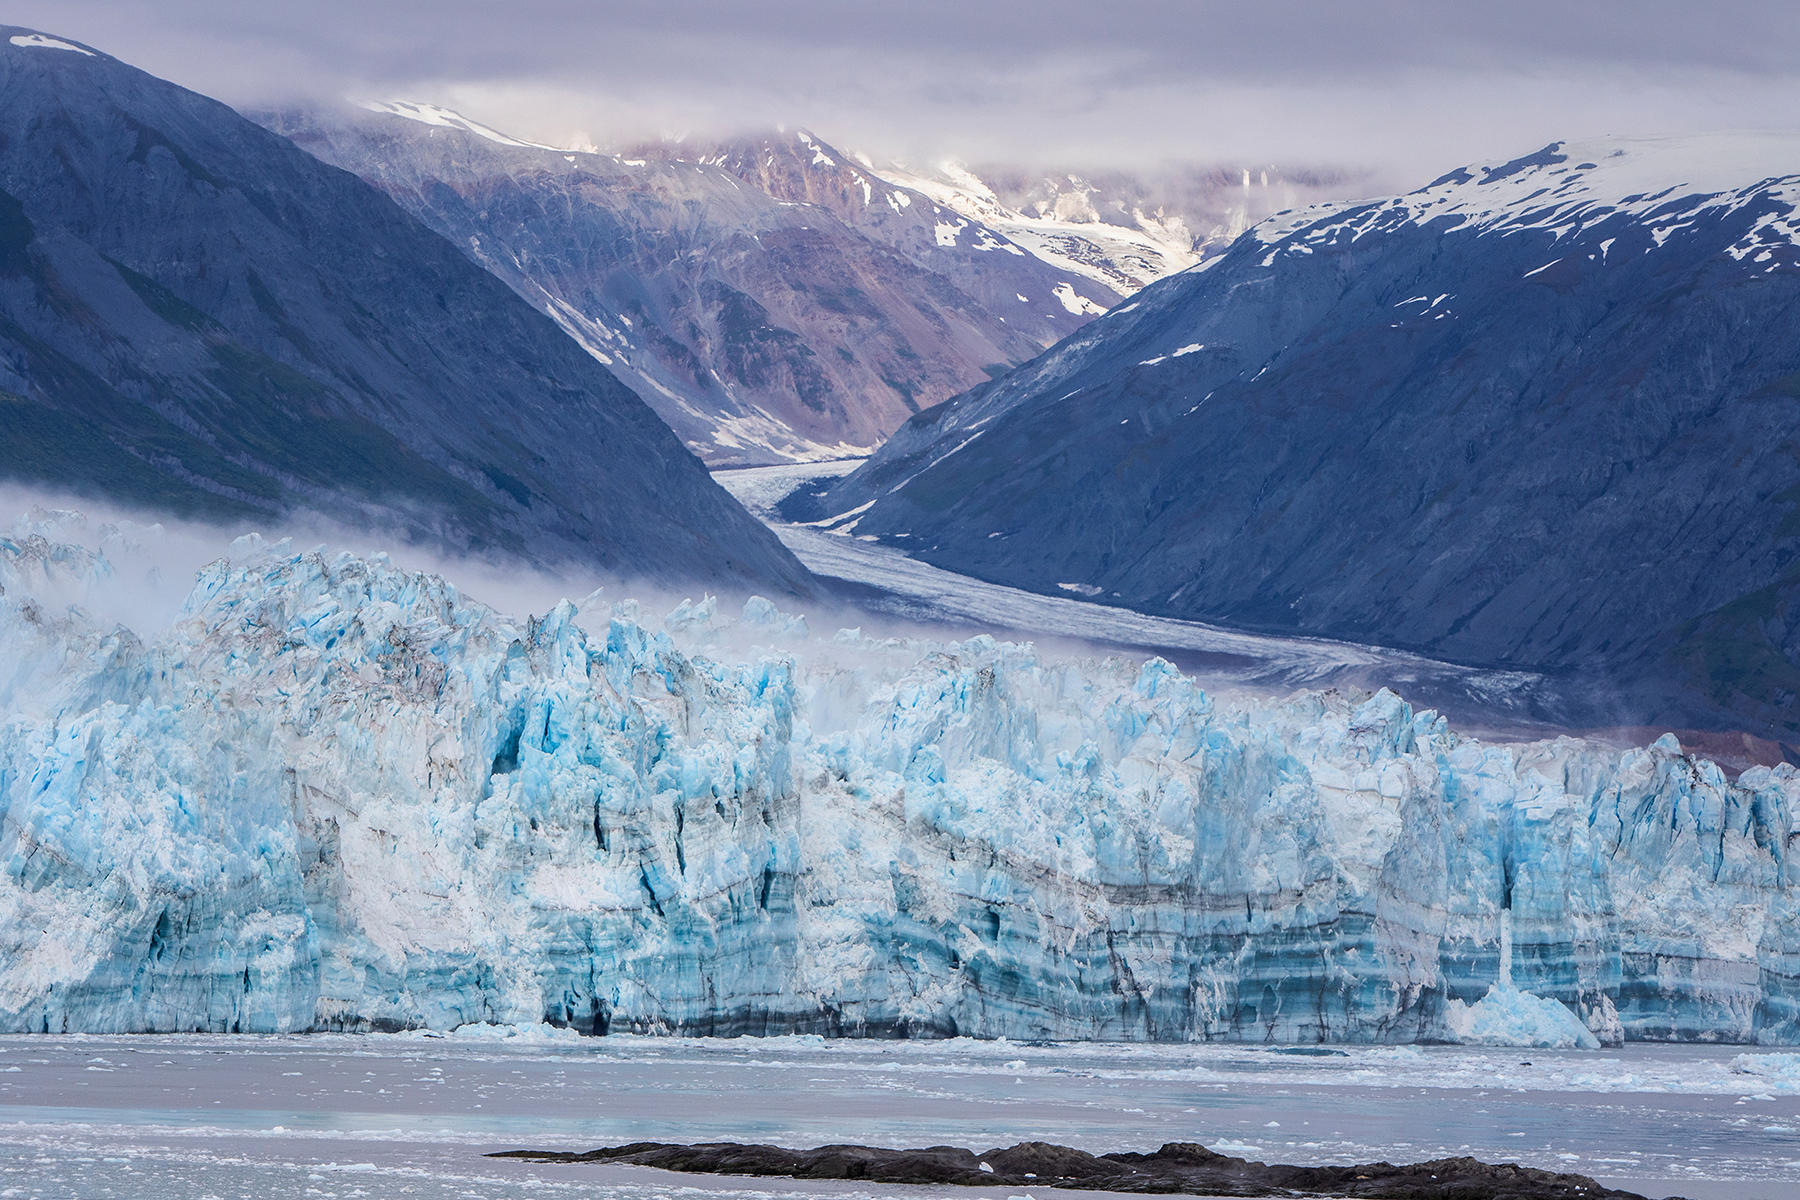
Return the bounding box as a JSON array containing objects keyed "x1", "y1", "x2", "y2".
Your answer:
[{"x1": 489, "y1": 1138, "x2": 1670, "y2": 1199}]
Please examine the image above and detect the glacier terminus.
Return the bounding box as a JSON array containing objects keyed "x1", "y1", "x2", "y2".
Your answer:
[{"x1": 1, "y1": 515, "x2": 1796, "y2": 1047}]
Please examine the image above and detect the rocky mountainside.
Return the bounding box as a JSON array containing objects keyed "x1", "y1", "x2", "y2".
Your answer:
[
  {"x1": 0, "y1": 29, "x2": 806, "y2": 592},
  {"x1": 642, "y1": 138, "x2": 1360, "y2": 311},
  {"x1": 630, "y1": 129, "x2": 1122, "y2": 327},
  {"x1": 270, "y1": 110, "x2": 1123, "y2": 466},
  {"x1": 800, "y1": 136, "x2": 1800, "y2": 738}
]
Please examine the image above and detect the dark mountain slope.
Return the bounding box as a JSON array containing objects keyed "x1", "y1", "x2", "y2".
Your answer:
[
  {"x1": 803, "y1": 136, "x2": 1800, "y2": 735},
  {"x1": 0, "y1": 28, "x2": 807, "y2": 593}
]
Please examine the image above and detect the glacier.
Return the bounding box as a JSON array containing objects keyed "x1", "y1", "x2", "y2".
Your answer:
[{"x1": 1, "y1": 515, "x2": 1797, "y2": 1044}]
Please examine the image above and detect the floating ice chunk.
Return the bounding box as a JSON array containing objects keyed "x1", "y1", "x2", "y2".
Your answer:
[
  {"x1": 1729, "y1": 1053, "x2": 1800, "y2": 1090},
  {"x1": 1445, "y1": 986, "x2": 1601, "y2": 1050}
]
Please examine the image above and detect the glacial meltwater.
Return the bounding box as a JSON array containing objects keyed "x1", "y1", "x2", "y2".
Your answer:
[{"x1": 2, "y1": 1033, "x2": 1795, "y2": 1200}]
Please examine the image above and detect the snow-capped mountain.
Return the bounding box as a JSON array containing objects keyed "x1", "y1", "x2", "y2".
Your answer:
[
  {"x1": 269, "y1": 103, "x2": 1352, "y2": 466},
  {"x1": 267, "y1": 111, "x2": 1124, "y2": 466},
  {"x1": 877, "y1": 160, "x2": 1357, "y2": 294},
  {"x1": 3, "y1": 516, "x2": 1797, "y2": 1043},
  {"x1": 800, "y1": 135, "x2": 1800, "y2": 739},
  {"x1": 0, "y1": 29, "x2": 806, "y2": 593},
  {"x1": 628, "y1": 129, "x2": 1122, "y2": 322},
  {"x1": 643, "y1": 138, "x2": 1358, "y2": 304},
  {"x1": 871, "y1": 161, "x2": 1200, "y2": 294}
]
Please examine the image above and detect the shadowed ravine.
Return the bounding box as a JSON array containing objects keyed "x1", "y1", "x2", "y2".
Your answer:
[{"x1": 489, "y1": 1138, "x2": 1670, "y2": 1199}]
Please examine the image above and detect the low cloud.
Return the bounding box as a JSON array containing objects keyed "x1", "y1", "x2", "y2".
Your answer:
[
  {"x1": 14, "y1": 1, "x2": 1800, "y2": 185},
  {"x1": 0, "y1": 484, "x2": 656, "y2": 638}
]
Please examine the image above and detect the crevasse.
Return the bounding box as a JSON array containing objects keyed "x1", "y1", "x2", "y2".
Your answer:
[{"x1": 1, "y1": 520, "x2": 1796, "y2": 1043}]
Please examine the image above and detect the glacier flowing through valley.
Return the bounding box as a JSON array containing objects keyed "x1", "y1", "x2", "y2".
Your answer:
[{"x1": 1, "y1": 516, "x2": 1797, "y2": 1045}]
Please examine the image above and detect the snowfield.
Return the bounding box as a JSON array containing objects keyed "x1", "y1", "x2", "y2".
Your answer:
[{"x1": 1, "y1": 512, "x2": 1797, "y2": 1044}]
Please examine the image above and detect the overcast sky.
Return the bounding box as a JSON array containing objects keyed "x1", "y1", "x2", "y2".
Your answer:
[{"x1": 17, "y1": 1, "x2": 1800, "y2": 184}]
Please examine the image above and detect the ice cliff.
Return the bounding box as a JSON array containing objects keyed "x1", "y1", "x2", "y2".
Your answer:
[{"x1": 1, "y1": 518, "x2": 1797, "y2": 1044}]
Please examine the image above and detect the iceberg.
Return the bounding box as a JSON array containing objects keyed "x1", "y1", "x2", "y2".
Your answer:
[
  {"x1": 1, "y1": 517, "x2": 1797, "y2": 1043},
  {"x1": 1443, "y1": 987, "x2": 1601, "y2": 1050}
]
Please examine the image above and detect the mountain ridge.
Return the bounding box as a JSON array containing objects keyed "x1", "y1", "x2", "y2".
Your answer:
[
  {"x1": 799, "y1": 134, "x2": 1800, "y2": 737},
  {"x1": 268, "y1": 107, "x2": 1122, "y2": 466},
  {"x1": 280, "y1": 99, "x2": 1358, "y2": 466},
  {"x1": 0, "y1": 27, "x2": 808, "y2": 593}
]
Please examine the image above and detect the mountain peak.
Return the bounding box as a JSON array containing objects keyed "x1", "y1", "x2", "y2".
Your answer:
[
  {"x1": 1255, "y1": 131, "x2": 1800, "y2": 253},
  {"x1": 0, "y1": 28, "x2": 811, "y2": 591},
  {"x1": 1439, "y1": 131, "x2": 1800, "y2": 208},
  {"x1": 809, "y1": 131, "x2": 1800, "y2": 738}
]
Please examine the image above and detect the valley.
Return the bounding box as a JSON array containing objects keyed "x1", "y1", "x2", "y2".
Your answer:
[{"x1": 1, "y1": 14, "x2": 1797, "y2": 1200}]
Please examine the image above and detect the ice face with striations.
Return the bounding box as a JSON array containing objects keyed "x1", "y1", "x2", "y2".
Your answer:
[{"x1": 1, "y1": 516, "x2": 1798, "y2": 1044}]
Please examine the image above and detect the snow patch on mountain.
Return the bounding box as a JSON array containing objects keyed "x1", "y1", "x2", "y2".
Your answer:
[
  {"x1": 361, "y1": 100, "x2": 565, "y2": 152},
  {"x1": 8, "y1": 33, "x2": 93, "y2": 55},
  {"x1": 1052, "y1": 281, "x2": 1106, "y2": 315},
  {"x1": 706, "y1": 408, "x2": 877, "y2": 464},
  {"x1": 880, "y1": 160, "x2": 1201, "y2": 293}
]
